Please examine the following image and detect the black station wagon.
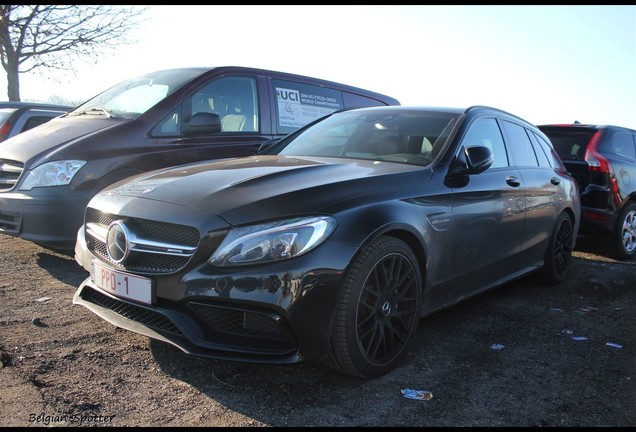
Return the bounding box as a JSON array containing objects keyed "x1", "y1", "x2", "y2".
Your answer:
[{"x1": 74, "y1": 105, "x2": 580, "y2": 379}]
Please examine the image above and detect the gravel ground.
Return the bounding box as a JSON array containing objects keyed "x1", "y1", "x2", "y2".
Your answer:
[{"x1": 0, "y1": 232, "x2": 634, "y2": 427}]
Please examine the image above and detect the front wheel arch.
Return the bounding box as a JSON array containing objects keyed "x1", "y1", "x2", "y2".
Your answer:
[{"x1": 325, "y1": 235, "x2": 423, "y2": 379}]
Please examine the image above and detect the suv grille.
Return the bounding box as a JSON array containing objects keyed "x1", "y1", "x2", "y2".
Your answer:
[{"x1": 0, "y1": 159, "x2": 24, "y2": 191}]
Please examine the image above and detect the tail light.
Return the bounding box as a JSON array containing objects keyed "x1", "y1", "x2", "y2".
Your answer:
[
  {"x1": 0, "y1": 120, "x2": 11, "y2": 142},
  {"x1": 584, "y1": 131, "x2": 607, "y2": 172},
  {"x1": 585, "y1": 130, "x2": 621, "y2": 206}
]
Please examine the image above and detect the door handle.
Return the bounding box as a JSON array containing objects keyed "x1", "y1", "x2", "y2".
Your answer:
[
  {"x1": 506, "y1": 176, "x2": 521, "y2": 187},
  {"x1": 550, "y1": 177, "x2": 561, "y2": 185}
]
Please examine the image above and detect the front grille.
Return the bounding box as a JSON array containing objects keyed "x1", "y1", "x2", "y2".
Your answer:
[
  {"x1": 85, "y1": 208, "x2": 200, "y2": 273},
  {"x1": 82, "y1": 286, "x2": 184, "y2": 336},
  {"x1": 0, "y1": 159, "x2": 24, "y2": 191}
]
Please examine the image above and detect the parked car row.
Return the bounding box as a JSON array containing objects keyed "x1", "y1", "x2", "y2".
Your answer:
[
  {"x1": 0, "y1": 65, "x2": 631, "y2": 379},
  {"x1": 0, "y1": 66, "x2": 399, "y2": 252},
  {"x1": 0, "y1": 101, "x2": 73, "y2": 142}
]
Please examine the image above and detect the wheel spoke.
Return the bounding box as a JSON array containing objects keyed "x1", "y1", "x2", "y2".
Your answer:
[
  {"x1": 552, "y1": 218, "x2": 573, "y2": 276},
  {"x1": 621, "y1": 209, "x2": 636, "y2": 253},
  {"x1": 356, "y1": 251, "x2": 419, "y2": 365}
]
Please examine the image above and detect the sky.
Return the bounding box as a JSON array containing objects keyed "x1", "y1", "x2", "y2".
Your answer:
[{"x1": 4, "y1": 5, "x2": 636, "y2": 129}]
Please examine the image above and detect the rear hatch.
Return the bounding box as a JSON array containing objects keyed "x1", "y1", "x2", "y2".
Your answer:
[{"x1": 538, "y1": 125, "x2": 598, "y2": 190}]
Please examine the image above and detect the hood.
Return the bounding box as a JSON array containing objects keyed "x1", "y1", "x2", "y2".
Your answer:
[
  {"x1": 98, "y1": 155, "x2": 431, "y2": 225},
  {"x1": 0, "y1": 115, "x2": 123, "y2": 165}
]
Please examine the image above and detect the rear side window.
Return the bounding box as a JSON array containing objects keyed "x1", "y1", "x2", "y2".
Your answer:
[
  {"x1": 22, "y1": 116, "x2": 55, "y2": 132},
  {"x1": 599, "y1": 133, "x2": 636, "y2": 159},
  {"x1": 500, "y1": 120, "x2": 538, "y2": 167},
  {"x1": 532, "y1": 132, "x2": 564, "y2": 168},
  {"x1": 342, "y1": 92, "x2": 387, "y2": 108},
  {"x1": 273, "y1": 79, "x2": 345, "y2": 135},
  {"x1": 527, "y1": 131, "x2": 551, "y2": 168}
]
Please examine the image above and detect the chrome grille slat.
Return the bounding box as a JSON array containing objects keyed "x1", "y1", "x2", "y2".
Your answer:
[
  {"x1": 85, "y1": 210, "x2": 200, "y2": 273},
  {"x1": 0, "y1": 159, "x2": 24, "y2": 190}
]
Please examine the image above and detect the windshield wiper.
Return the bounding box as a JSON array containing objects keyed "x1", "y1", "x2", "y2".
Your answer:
[{"x1": 69, "y1": 108, "x2": 120, "y2": 119}]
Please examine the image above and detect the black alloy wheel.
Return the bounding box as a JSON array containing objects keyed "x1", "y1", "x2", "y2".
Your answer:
[
  {"x1": 538, "y1": 211, "x2": 574, "y2": 285},
  {"x1": 326, "y1": 236, "x2": 422, "y2": 379},
  {"x1": 614, "y1": 201, "x2": 636, "y2": 260}
]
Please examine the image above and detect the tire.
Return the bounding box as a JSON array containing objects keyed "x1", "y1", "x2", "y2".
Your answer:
[
  {"x1": 325, "y1": 236, "x2": 422, "y2": 379},
  {"x1": 613, "y1": 201, "x2": 636, "y2": 260},
  {"x1": 538, "y1": 212, "x2": 574, "y2": 285}
]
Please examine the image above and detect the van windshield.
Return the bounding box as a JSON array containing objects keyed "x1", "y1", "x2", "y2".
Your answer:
[{"x1": 71, "y1": 68, "x2": 208, "y2": 120}]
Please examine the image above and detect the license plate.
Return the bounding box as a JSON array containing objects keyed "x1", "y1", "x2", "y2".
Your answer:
[{"x1": 91, "y1": 260, "x2": 152, "y2": 304}]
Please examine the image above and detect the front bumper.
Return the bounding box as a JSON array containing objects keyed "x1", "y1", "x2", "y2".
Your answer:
[
  {"x1": 0, "y1": 188, "x2": 92, "y2": 251},
  {"x1": 73, "y1": 238, "x2": 359, "y2": 364}
]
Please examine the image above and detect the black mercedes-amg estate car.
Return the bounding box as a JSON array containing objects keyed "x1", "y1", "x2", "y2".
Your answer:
[{"x1": 73, "y1": 105, "x2": 580, "y2": 379}]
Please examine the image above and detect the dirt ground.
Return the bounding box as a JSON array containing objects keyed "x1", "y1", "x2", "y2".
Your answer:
[{"x1": 0, "y1": 232, "x2": 634, "y2": 427}]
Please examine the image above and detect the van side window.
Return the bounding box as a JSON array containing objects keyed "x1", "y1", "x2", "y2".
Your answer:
[
  {"x1": 342, "y1": 92, "x2": 387, "y2": 108},
  {"x1": 462, "y1": 118, "x2": 509, "y2": 169},
  {"x1": 152, "y1": 76, "x2": 259, "y2": 136},
  {"x1": 272, "y1": 79, "x2": 345, "y2": 135}
]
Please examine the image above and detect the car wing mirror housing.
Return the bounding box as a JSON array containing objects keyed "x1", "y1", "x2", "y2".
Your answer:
[
  {"x1": 449, "y1": 145, "x2": 494, "y2": 176},
  {"x1": 183, "y1": 112, "x2": 222, "y2": 136}
]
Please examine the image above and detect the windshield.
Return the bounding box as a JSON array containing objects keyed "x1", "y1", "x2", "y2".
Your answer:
[
  {"x1": 71, "y1": 68, "x2": 208, "y2": 120},
  {"x1": 278, "y1": 108, "x2": 460, "y2": 166}
]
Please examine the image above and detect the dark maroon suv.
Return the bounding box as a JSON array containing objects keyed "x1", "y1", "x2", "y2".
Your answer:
[{"x1": 538, "y1": 123, "x2": 636, "y2": 260}]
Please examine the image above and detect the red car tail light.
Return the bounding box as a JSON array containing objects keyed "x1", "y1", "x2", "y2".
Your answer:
[
  {"x1": 0, "y1": 120, "x2": 12, "y2": 142},
  {"x1": 584, "y1": 130, "x2": 607, "y2": 172},
  {"x1": 584, "y1": 210, "x2": 609, "y2": 222}
]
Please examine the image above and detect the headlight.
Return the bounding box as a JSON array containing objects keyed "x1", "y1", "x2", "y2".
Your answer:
[
  {"x1": 19, "y1": 160, "x2": 86, "y2": 190},
  {"x1": 208, "y1": 216, "x2": 336, "y2": 267}
]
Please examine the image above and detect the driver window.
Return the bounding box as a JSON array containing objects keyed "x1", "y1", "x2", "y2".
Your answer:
[
  {"x1": 462, "y1": 118, "x2": 508, "y2": 168},
  {"x1": 194, "y1": 76, "x2": 258, "y2": 133},
  {"x1": 151, "y1": 76, "x2": 259, "y2": 137}
]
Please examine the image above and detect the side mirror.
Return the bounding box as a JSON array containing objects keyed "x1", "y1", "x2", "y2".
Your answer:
[
  {"x1": 449, "y1": 146, "x2": 494, "y2": 175},
  {"x1": 183, "y1": 112, "x2": 221, "y2": 136}
]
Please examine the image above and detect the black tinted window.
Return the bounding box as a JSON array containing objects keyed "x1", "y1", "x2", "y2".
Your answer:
[
  {"x1": 541, "y1": 129, "x2": 596, "y2": 161},
  {"x1": 527, "y1": 131, "x2": 551, "y2": 168},
  {"x1": 602, "y1": 133, "x2": 636, "y2": 159},
  {"x1": 501, "y1": 120, "x2": 538, "y2": 167},
  {"x1": 532, "y1": 132, "x2": 563, "y2": 168},
  {"x1": 342, "y1": 92, "x2": 385, "y2": 108},
  {"x1": 462, "y1": 118, "x2": 508, "y2": 168}
]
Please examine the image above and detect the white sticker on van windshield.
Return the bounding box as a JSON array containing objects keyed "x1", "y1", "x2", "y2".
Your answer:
[{"x1": 276, "y1": 87, "x2": 342, "y2": 128}]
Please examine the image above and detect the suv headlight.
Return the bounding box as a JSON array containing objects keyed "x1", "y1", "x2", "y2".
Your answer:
[
  {"x1": 208, "y1": 216, "x2": 336, "y2": 267},
  {"x1": 19, "y1": 160, "x2": 86, "y2": 190}
]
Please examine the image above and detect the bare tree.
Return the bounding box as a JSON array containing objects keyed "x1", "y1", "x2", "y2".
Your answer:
[{"x1": 0, "y1": 5, "x2": 149, "y2": 101}]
